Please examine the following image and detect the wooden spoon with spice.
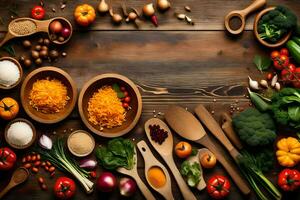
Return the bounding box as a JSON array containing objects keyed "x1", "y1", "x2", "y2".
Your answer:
[
  {"x1": 117, "y1": 147, "x2": 155, "y2": 200},
  {"x1": 144, "y1": 118, "x2": 197, "y2": 200},
  {"x1": 0, "y1": 167, "x2": 29, "y2": 199}
]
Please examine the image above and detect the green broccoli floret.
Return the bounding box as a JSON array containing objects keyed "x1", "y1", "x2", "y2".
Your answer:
[
  {"x1": 232, "y1": 108, "x2": 276, "y2": 147},
  {"x1": 273, "y1": 6, "x2": 297, "y2": 29}
]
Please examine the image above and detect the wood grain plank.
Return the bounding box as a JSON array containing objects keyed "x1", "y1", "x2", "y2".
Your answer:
[{"x1": 0, "y1": 0, "x2": 299, "y2": 31}]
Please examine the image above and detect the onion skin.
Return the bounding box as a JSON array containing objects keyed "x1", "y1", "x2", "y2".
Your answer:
[
  {"x1": 119, "y1": 177, "x2": 137, "y2": 197},
  {"x1": 79, "y1": 158, "x2": 97, "y2": 170},
  {"x1": 39, "y1": 134, "x2": 53, "y2": 150},
  {"x1": 97, "y1": 172, "x2": 117, "y2": 192}
]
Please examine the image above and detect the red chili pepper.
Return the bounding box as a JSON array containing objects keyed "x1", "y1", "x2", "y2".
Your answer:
[
  {"x1": 278, "y1": 169, "x2": 300, "y2": 192},
  {"x1": 31, "y1": 6, "x2": 45, "y2": 20},
  {"x1": 151, "y1": 15, "x2": 158, "y2": 27},
  {"x1": 90, "y1": 171, "x2": 97, "y2": 179},
  {"x1": 0, "y1": 147, "x2": 17, "y2": 171}
]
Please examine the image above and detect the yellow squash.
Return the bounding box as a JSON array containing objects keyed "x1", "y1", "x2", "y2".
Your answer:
[{"x1": 276, "y1": 137, "x2": 300, "y2": 167}]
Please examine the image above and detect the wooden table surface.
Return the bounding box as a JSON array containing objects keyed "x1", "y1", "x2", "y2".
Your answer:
[{"x1": 0, "y1": 0, "x2": 300, "y2": 199}]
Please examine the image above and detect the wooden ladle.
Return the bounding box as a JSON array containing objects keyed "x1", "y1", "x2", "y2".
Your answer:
[
  {"x1": 144, "y1": 118, "x2": 197, "y2": 200},
  {"x1": 164, "y1": 106, "x2": 250, "y2": 195},
  {"x1": 224, "y1": 0, "x2": 266, "y2": 34},
  {"x1": 0, "y1": 17, "x2": 72, "y2": 47},
  {"x1": 137, "y1": 140, "x2": 174, "y2": 200},
  {"x1": 117, "y1": 147, "x2": 155, "y2": 200},
  {"x1": 0, "y1": 167, "x2": 29, "y2": 199}
]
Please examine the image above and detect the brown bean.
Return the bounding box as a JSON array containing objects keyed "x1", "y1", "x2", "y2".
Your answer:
[
  {"x1": 37, "y1": 154, "x2": 41, "y2": 160},
  {"x1": 32, "y1": 155, "x2": 36, "y2": 162},
  {"x1": 41, "y1": 162, "x2": 46, "y2": 166},
  {"x1": 50, "y1": 172, "x2": 55, "y2": 178},
  {"x1": 38, "y1": 177, "x2": 45, "y2": 184},
  {"x1": 45, "y1": 166, "x2": 49, "y2": 171},
  {"x1": 46, "y1": 161, "x2": 51, "y2": 166},
  {"x1": 41, "y1": 183, "x2": 47, "y2": 190},
  {"x1": 49, "y1": 166, "x2": 55, "y2": 172},
  {"x1": 24, "y1": 163, "x2": 32, "y2": 169},
  {"x1": 26, "y1": 155, "x2": 32, "y2": 162},
  {"x1": 22, "y1": 157, "x2": 26, "y2": 163},
  {"x1": 34, "y1": 161, "x2": 41, "y2": 167},
  {"x1": 32, "y1": 167, "x2": 39, "y2": 173}
]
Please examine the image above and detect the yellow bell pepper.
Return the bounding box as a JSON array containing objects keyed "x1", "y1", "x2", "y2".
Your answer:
[{"x1": 276, "y1": 137, "x2": 300, "y2": 167}]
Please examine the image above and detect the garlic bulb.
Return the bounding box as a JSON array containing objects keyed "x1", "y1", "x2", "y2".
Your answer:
[
  {"x1": 275, "y1": 82, "x2": 281, "y2": 91},
  {"x1": 271, "y1": 74, "x2": 278, "y2": 87},
  {"x1": 260, "y1": 80, "x2": 268, "y2": 88},
  {"x1": 143, "y1": 3, "x2": 155, "y2": 17},
  {"x1": 98, "y1": 0, "x2": 109, "y2": 13},
  {"x1": 126, "y1": 12, "x2": 138, "y2": 22},
  {"x1": 248, "y1": 76, "x2": 259, "y2": 90},
  {"x1": 39, "y1": 134, "x2": 53, "y2": 150},
  {"x1": 157, "y1": 0, "x2": 171, "y2": 11}
]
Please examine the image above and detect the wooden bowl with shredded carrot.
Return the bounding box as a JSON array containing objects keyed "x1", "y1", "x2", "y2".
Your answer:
[
  {"x1": 20, "y1": 67, "x2": 77, "y2": 124},
  {"x1": 78, "y1": 73, "x2": 142, "y2": 138}
]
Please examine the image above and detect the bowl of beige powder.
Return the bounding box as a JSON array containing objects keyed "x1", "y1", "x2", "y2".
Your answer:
[{"x1": 67, "y1": 130, "x2": 95, "y2": 157}]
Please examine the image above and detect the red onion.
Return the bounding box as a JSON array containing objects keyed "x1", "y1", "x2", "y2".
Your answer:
[
  {"x1": 97, "y1": 172, "x2": 117, "y2": 192},
  {"x1": 61, "y1": 27, "x2": 71, "y2": 38},
  {"x1": 119, "y1": 177, "x2": 137, "y2": 197},
  {"x1": 79, "y1": 158, "x2": 97, "y2": 170}
]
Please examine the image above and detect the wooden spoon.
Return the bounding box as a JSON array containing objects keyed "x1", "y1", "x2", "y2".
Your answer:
[
  {"x1": 137, "y1": 140, "x2": 174, "y2": 200},
  {"x1": 224, "y1": 0, "x2": 266, "y2": 35},
  {"x1": 117, "y1": 147, "x2": 155, "y2": 200},
  {"x1": 164, "y1": 106, "x2": 250, "y2": 195},
  {"x1": 0, "y1": 167, "x2": 29, "y2": 199},
  {"x1": 0, "y1": 17, "x2": 72, "y2": 47},
  {"x1": 145, "y1": 118, "x2": 197, "y2": 200}
]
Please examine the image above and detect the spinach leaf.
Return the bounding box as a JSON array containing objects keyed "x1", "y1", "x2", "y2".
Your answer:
[
  {"x1": 288, "y1": 106, "x2": 300, "y2": 122},
  {"x1": 112, "y1": 83, "x2": 125, "y2": 98},
  {"x1": 253, "y1": 55, "x2": 271, "y2": 72}
]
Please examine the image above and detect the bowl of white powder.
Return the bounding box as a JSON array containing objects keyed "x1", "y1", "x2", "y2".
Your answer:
[
  {"x1": 5, "y1": 118, "x2": 36, "y2": 149},
  {"x1": 0, "y1": 57, "x2": 23, "y2": 90}
]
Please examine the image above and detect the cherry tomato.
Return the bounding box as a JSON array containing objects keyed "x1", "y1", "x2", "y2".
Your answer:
[
  {"x1": 120, "y1": 87, "x2": 126, "y2": 92},
  {"x1": 53, "y1": 177, "x2": 76, "y2": 200},
  {"x1": 175, "y1": 141, "x2": 192, "y2": 158},
  {"x1": 124, "y1": 96, "x2": 131, "y2": 103},
  {"x1": 90, "y1": 171, "x2": 97, "y2": 179},
  {"x1": 292, "y1": 68, "x2": 300, "y2": 88},
  {"x1": 124, "y1": 91, "x2": 129, "y2": 97},
  {"x1": 280, "y1": 48, "x2": 289, "y2": 56},
  {"x1": 31, "y1": 6, "x2": 45, "y2": 20},
  {"x1": 273, "y1": 55, "x2": 289, "y2": 70},
  {"x1": 271, "y1": 51, "x2": 280, "y2": 60},
  {"x1": 281, "y1": 69, "x2": 294, "y2": 82},
  {"x1": 122, "y1": 103, "x2": 129, "y2": 109},
  {"x1": 266, "y1": 72, "x2": 273, "y2": 80}
]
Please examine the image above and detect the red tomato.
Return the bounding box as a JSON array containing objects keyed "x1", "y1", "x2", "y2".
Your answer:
[
  {"x1": 31, "y1": 6, "x2": 45, "y2": 20},
  {"x1": 293, "y1": 68, "x2": 300, "y2": 88},
  {"x1": 273, "y1": 55, "x2": 289, "y2": 70},
  {"x1": 271, "y1": 51, "x2": 280, "y2": 59},
  {"x1": 53, "y1": 177, "x2": 76, "y2": 200},
  {"x1": 280, "y1": 48, "x2": 289, "y2": 56},
  {"x1": 278, "y1": 169, "x2": 300, "y2": 192},
  {"x1": 207, "y1": 175, "x2": 231, "y2": 199},
  {"x1": 124, "y1": 96, "x2": 131, "y2": 103},
  {"x1": 122, "y1": 102, "x2": 129, "y2": 109},
  {"x1": 281, "y1": 64, "x2": 296, "y2": 82},
  {"x1": 0, "y1": 147, "x2": 16, "y2": 171},
  {"x1": 266, "y1": 72, "x2": 273, "y2": 80}
]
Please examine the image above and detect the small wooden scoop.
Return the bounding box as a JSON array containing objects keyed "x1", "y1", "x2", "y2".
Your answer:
[
  {"x1": 165, "y1": 106, "x2": 250, "y2": 195},
  {"x1": 0, "y1": 167, "x2": 29, "y2": 199},
  {"x1": 0, "y1": 17, "x2": 72, "y2": 47},
  {"x1": 224, "y1": 0, "x2": 266, "y2": 34},
  {"x1": 137, "y1": 140, "x2": 174, "y2": 200},
  {"x1": 117, "y1": 147, "x2": 155, "y2": 200},
  {"x1": 145, "y1": 118, "x2": 197, "y2": 200}
]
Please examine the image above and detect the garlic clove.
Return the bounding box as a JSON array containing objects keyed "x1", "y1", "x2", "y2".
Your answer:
[
  {"x1": 260, "y1": 80, "x2": 268, "y2": 88},
  {"x1": 176, "y1": 13, "x2": 186, "y2": 20},
  {"x1": 275, "y1": 82, "x2": 281, "y2": 91},
  {"x1": 248, "y1": 76, "x2": 260, "y2": 90},
  {"x1": 271, "y1": 74, "x2": 278, "y2": 87},
  {"x1": 143, "y1": 3, "x2": 155, "y2": 17},
  {"x1": 112, "y1": 14, "x2": 123, "y2": 24},
  {"x1": 39, "y1": 134, "x2": 53, "y2": 150},
  {"x1": 157, "y1": 0, "x2": 171, "y2": 11},
  {"x1": 98, "y1": 0, "x2": 109, "y2": 13}
]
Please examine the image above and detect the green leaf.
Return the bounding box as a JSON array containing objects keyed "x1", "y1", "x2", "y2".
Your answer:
[
  {"x1": 288, "y1": 106, "x2": 300, "y2": 122},
  {"x1": 112, "y1": 83, "x2": 125, "y2": 98},
  {"x1": 253, "y1": 55, "x2": 271, "y2": 72},
  {"x1": 0, "y1": 44, "x2": 15, "y2": 57}
]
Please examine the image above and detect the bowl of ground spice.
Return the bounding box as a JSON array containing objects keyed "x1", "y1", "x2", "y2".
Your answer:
[
  {"x1": 78, "y1": 73, "x2": 142, "y2": 137},
  {"x1": 20, "y1": 66, "x2": 77, "y2": 124},
  {"x1": 0, "y1": 57, "x2": 23, "y2": 90},
  {"x1": 67, "y1": 130, "x2": 95, "y2": 157}
]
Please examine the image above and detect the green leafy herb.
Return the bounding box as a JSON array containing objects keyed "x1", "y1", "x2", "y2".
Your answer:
[
  {"x1": 95, "y1": 138, "x2": 135, "y2": 170},
  {"x1": 180, "y1": 161, "x2": 201, "y2": 187},
  {"x1": 190, "y1": 148, "x2": 198, "y2": 157},
  {"x1": 112, "y1": 83, "x2": 125, "y2": 98},
  {"x1": 0, "y1": 44, "x2": 15, "y2": 57},
  {"x1": 253, "y1": 55, "x2": 271, "y2": 72}
]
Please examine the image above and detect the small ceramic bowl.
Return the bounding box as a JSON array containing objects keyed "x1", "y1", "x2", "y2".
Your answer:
[
  {"x1": 253, "y1": 7, "x2": 292, "y2": 48},
  {"x1": 0, "y1": 57, "x2": 23, "y2": 90},
  {"x1": 67, "y1": 130, "x2": 95, "y2": 157},
  {"x1": 20, "y1": 66, "x2": 77, "y2": 124},
  {"x1": 5, "y1": 118, "x2": 36, "y2": 149},
  {"x1": 78, "y1": 73, "x2": 142, "y2": 138}
]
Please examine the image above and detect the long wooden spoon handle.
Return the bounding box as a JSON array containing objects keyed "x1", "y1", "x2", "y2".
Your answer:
[
  {"x1": 194, "y1": 105, "x2": 240, "y2": 160},
  {"x1": 0, "y1": 183, "x2": 13, "y2": 199},
  {"x1": 164, "y1": 155, "x2": 197, "y2": 200},
  {"x1": 240, "y1": 0, "x2": 266, "y2": 16},
  {"x1": 197, "y1": 135, "x2": 251, "y2": 195},
  {"x1": 131, "y1": 173, "x2": 156, "y2": 200}
]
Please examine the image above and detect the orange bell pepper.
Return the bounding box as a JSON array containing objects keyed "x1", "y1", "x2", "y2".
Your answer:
[{"x1": 74, "y1": 4, "x2": 96, "y2": 26}]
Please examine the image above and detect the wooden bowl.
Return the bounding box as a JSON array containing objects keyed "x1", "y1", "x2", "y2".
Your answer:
[
  {"x1": 48, "y1": 17, "x2": 73, "y2": 45},
  {"x1": 0, "y1": 57, "x2": 23, "y2": 90},
  {"x1": 254, "y1": 7, "x2": 292, "y2": 48},
  {"x1": 67, "y1": 130, "x2": 95, "y2": 157},
  {"x1": 20, "y1": 67, "x2": 77, "y2": 124},
  {"x1": 5, "y1": 118, "x2": 36, "y2": 149},
  {"x1": 78, "y1": 73, "x2": 142, "y2": 138}
]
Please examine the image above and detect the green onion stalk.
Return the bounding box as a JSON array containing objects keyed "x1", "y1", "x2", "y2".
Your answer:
[
  {"x1": 237, "y1": 151, "x2": 282, "y2": 200},
  {"x1": 38, "y1": 138, "x2": 94, "y2": 193}
]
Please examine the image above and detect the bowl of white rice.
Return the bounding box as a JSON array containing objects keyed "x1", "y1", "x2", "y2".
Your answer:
[
  {"x1": 5, "y1": 118, "x2": 36, "y2": 149},
  {"x1": 0, "y1": 57, "x2": 23, "y2": 90}
]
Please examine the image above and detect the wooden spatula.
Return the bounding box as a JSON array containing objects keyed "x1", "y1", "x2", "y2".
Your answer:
[
  {"x1": 0, "y1": 167, "x2": 29, "y2": 199},
  {"x1": 117, "y1": 148, "x2": 155, "y2": 200},
  {"x1": 165, "y1": 105, "x2": 250, "y2": 195},
  {"x1": 145, "y1": 118, "x2": 197, "y2": 200}
]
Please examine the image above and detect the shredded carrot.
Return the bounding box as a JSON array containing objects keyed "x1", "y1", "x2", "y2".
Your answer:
[
  {"x1": 87, "y1": 85, "x2": 126, "y2": 129},
  {"x1": 29, "y1": 78, "x2": 69, "y2": 114}
]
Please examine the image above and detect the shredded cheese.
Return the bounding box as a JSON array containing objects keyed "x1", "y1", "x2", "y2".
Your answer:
[
  {"x1": 29, "y1": 78, "x2": 70, "y2": 114},
  {"x1": 87, "y1": 85, "x2": 126, "y2": 129}
]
